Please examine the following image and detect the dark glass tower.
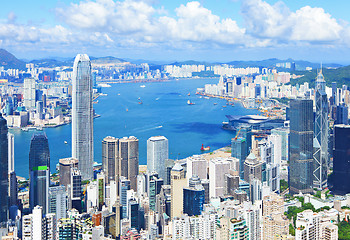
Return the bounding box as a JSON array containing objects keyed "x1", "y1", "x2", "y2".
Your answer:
[
  {"x1": 331, "y1": 125, "x2": 350, "y2": 194},
  {"x1": 336, "y1": 104, "x2": 348, "y2": 125},
  {"x1": 231, "y1": 137, "x2": 247, "y2": 179},
  {"x1": 183, "y1": 176, "x2": 205, "y2": 216},
  {"x1": 29, "y1": 133, "x2": 50, "y2": 214},
  {"x1": 0, "y1": 115, "x2": 8, "y2": 224},
  {"x1": 289, "y1": 99, "x2": 314, "y2": 194}
]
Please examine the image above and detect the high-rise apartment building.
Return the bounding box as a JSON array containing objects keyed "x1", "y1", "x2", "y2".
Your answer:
[
  {"x1": 0, "y1": 115, "x2": 8, "y2": 224},
  {"x1": 48, "y1": 185, "x2": 67, "y2": 220},
  {"x1": 72, "y1": 54, "x2": 94, "y2": 180},
  {"x1": 314, "y1": 69, "x2": 329, "y2": 190},
  {"x1": 102, "y1": 136, "x2": 119, "y2": 184},
  {"x1": 119, "y1": 136, "x2": 139, "y2": 191},
  {"x1": 29, "y1": 133, "x2": 50, "y2": 214},
  {"x1": 289, "y1": 99, "x2": 314, "y2": 194},
  {"x1": 147, "y1": 136, "x2": 168, "y2": 181},
  {"x1": 23, "y1": 78, "x2": 36, "y2": 109}
]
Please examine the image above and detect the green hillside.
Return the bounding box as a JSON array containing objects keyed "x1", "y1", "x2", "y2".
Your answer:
[{"x1": 290, "y1": 65, "x2": 350, "y2": 88}]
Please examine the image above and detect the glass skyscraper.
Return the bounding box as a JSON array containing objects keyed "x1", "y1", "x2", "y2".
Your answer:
[
  {"x1": 29, "y1": 133, "x2": 50, "y2": 214},
  {"x1": 0, "y1": 114, "x2": 8, "y2": 224},
  {"x1": 72, "y1": 54, "x2": 94, "y2": 180},
  {"x1": 147, "y1": 136, "x2": 168, "y2": 181},
  {"x1": 231, "y1": 137, "x2": 247, "y2": 179},
  {"x1": 183, "y1": 177, "x2": 205, "y2": 216},
  {"x1": 289, "y1": 99, "x2": 314, "y2": 194},
  {"x1": 331, "y1": 125, "x2": 350, "y2": 194},
  {"x1": 313, "y1": 70, "x2": 328, "y2": 190}
]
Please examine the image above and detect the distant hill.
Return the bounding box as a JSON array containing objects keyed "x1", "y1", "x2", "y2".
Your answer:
[
  {"x1": 30, "y1": 58, "x2": 74, "y2": 68},
  {"x1": 290, "y1": 65, "x2": 350, "y2": 88},
  {"x1": 0, "y1": 49, "x2": 26, "y2": 70},
  {"x1": 91, "y1": 56, "x2": 125, "y2": 64}
]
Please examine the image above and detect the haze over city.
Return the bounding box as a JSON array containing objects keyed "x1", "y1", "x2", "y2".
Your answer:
[{"x1": 1, "y1": 0, "x2": 350, "y2": 63}]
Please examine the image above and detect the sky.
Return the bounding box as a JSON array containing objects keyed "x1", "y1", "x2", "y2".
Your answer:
[{"x1": 1, "y1": 0, "x2": 350, "y2": 63}]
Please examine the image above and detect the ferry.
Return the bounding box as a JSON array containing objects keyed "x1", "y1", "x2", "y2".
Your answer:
[
  {"x1": 200, "y1": 144, "x2": 210, "y2": 151},
  {"x1": 213, "y1": 103, "x2": 217, "y2": 105},
  {"x1": 187, "y1": 100, "x2": 195, "y2": 105},
  {"x1": 140, "y1": 85, "x2": 146, "y2": 88},
  {"x1": 138, "y1": 101, "x2": 143, "y2": 104},
  {"x1": 64, "y1": 141, "x2": 68, "y2": 144},
  {"x1": 187, "y1": 93, "x2": 191, "y2": 96}
]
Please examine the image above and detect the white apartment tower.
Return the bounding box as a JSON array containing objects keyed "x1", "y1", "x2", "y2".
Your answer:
[
  {"x1": 23, "y1": 78, "x2": 36, "y2": 109},
  {"x1": 72, "y1": 54, "x2": 94, "y2": 180}
]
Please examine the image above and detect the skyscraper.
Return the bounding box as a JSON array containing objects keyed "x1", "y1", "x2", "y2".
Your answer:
[
  {"x1": 119, "y1": 136, "x2": 139, "y2": 191},
  {"x1": 23, "y1": 78, "x2": 36, "y2": 109},
  {"x1": 0, "y1": 115, "x2": 8, "y2": 224},
  {"x1": 289, "y1": 99, "x2": 314, "y2": 194},
  {"x1": 331, "y1": 125, "x2": 350, "y2": 194},
  {"x1": 147, "y1": 136, "x2": 168, "y2": 181},
  {"x1": 102, "y1": 136, "x2": 119, "y2": 184},
  {"x1": 29, "y1": 133, "x2": 50, "y2": 214},
  {"x1": 313, "y1": 69, "x2": 328, "y2": 190},
  {"x1": 72, "y1": 54, "x2": 94, "y2": 180},
  {"x1": 183, "y1": 176, "x2": 205, "y2": 216}
]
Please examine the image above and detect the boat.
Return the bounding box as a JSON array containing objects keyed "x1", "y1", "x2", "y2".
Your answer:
[
  {"x1": 213, "y1": 103, "x2": 217, "y2": 105},
  {"x1": 187, "y1": 100, "x2": 195, "y2": 105},
  {"x1": 138, "y1": 101, "x2": 143, "y2": 104},
  {"x1": 138, "y1": 97, "x2": 141, "y2": 100},
  {"x1": 140, "y1": 85, "x2": 146, "y2": 88},
  {"x1": 64, "y1": 141, "x2": 68, "y2": 144},
  {"x1": 222, "y1": 105, "x2": 227, "y2": 108},
  {"x1": 155, "y1": 97, "x2": 159, "y2": 100},
  {"x1": 98, "y1": 83, "x2": 111, "y2": 88},
  {"x1": 100, "y1": 93, "x2": 108, "y2": 96},
  {"x1": 117, "y1": 93, "x2": 120, "y2": 96},
  {"x1": 200, "y1": 144, "x2": 210, "y2": 151},
  {"x1": 37, "y1": 127, "x2": 43, "y2": 131},
  {"x1": 204, "y1": 96, "x2": 210, "y2": 99},
  {"x1": 126, "y1": 108, "x2": 129, "y2": 112},
  {"x1": 188, "y1": 93, "x2": 191, "y2": 96}
]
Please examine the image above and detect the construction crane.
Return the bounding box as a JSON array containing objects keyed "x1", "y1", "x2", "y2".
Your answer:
[{"x1": 234, "y1": 127, "x2": 242, "y2": 140}]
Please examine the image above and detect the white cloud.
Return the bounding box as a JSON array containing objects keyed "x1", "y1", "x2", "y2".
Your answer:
[
  {"x1": 1, "y1": 0, "x2": 350, "y2": 56},
  {"x1": 241, "y1": 0, "x2": 344, "y2": 43}
]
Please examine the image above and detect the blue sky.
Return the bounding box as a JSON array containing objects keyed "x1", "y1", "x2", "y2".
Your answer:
[{"x1": 1, "y1": 0, "x2": 350, "y2": 63}]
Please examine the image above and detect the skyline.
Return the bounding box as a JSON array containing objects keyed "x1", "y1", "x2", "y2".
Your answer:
[{"x1": 1, "y1": 0, "x2": 350, "y2": 64}]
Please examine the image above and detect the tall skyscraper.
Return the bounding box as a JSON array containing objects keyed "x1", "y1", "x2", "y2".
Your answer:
[
  {"x1": 29, "y1": 133, "x2": 50, "y2": 214},
  {"x1": 331, "y1": 125, "x2": 350, "y2": 194},
  {"x1": 170, "y1": 163, "x2": 186, "y2": 218},
  {"x1": 183, "y1": 176, "x2": 205, "y2": 216},
  {"x1": 336, "y1": 104, "x2": 348, "y2": 125},
  {"x1": 313, "y1": 69, "x2": 329, "y2": 190},
  {"x1": 72, "y1": 54, "x2": 94, "y2": 180},
  {"x1": 119, "y1": 136, "x2": 139, "y2": 191},
  {"x1": 59, "y1": 157, "x2": 78, "y2": 190},
  {"x1": 289, "y1": 99, "x2": 314, "y2": 194},
  {"x1": 23, "y1": 78, "x2": 36, "y2": 109},
  {"x1": 102, "y1": 136, "x2": 119, "y2": 184},
  {"x1": 0, "y1": 115, "x2": 8, "y2": 224},
  {"x1": 8, "y1": 132, "x2": 14, "y2": 173},
  {"x1": 147, "y1": 136, "x2": 168, "y2": 181}
]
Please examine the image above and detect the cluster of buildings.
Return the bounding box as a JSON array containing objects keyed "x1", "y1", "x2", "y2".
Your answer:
[{"x1": 0, "y1": 54, "x2": 350, "y2": 240}]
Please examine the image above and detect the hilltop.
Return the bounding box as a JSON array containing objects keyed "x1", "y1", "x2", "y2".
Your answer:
[{"x1": 0, "y1": 49, "x2": 26, "y2": 70}]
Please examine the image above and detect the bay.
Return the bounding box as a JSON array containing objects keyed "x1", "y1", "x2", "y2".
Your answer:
[{"x1": 11, "y1": 78, "x2": 259, "y2": 178}]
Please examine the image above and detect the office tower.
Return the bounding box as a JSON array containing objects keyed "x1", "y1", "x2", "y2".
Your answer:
[
  {"x1": 29, "y1": 133, "x2": 50, "y2": 214},
  {"x1": 8, "y1": 133, "x2": 14, "y2": 173},
  {"x1": 165, "y1": 159, "x2": 175, "y2": 185},
  {"x1": 313, "y1": 69, "x2": 329, "y2": 190},
  {"x1": 231, "y1": 137, "x2": 247, "y2": 179},
  {"x1": 128, "y1": 199, "x2": 140, "y2": 231},
  {"x1": 240, "y1": 125, "x2": 252, "y2": 155},
  {"x1": 209, "y1": 158, "x2": 231, "y2": 198},
  {"x1": 186, "y1": 155, "x2": 208, "y2": 180},
  {"x1": 119, "y1": 177, "x2": 130, "y2": 219},
  {"x1": 49, "y1": 185, "x2": 67, "y2": 220},
  {"x1": 147, "y1": 136, "x2": 168, "y2": 181},
  {"x1": 59, "y1": 157, "x2": 78, "y2": 190},
  {"x1": 331, "y1": 82, "x2": 337, "y2": 105},
  {"x1": 147, "y1": 172, "x2": 163, "y2": 211},
  {"x1": 23, "y1": 78, "x2": 36, "y2": 109},
  {"x1": 72, "y1": 54, "x2": 94, "y2": 180},
  {"x1": 9, "y1": 171, "x2": 17, "y2": 207},
  {"x1": 331, "y1": 125, "x2": 350, "y2": 194},
  {"x1": 119, "y1": 136, "x2": 139, "y2": 191},
  {"x1": 289, "y1": 99, "x2": 314, "y2": 194},
  {"x1": 224, "y1": 172, "x2": 239, "y2": 195},
  {"x1": 336, "y1": 104, "x2": 348, "y2": 125},
  {"x1": 201, "y1": 179, "x2": 210, "y2": 204},
  {"x1": 70, "y1": 168, "x2": 82, "y2": 212},
  {"x1": 271, "y1": 128, "x2": 289, "y2": 161},
  {"x1": 97, "y1": 172, "x2": 105, "y2": 210},
  {"x1": 183, "y1": 176, "x2": 205, "y2": 216},
  {"x1": 36, "y1": 101, "x2": 44, "y2": 120},
  {"x1": 170, "y1": 163, "x2": 187, "y2": 218},
  {"x1": 243, "y1": 153, "x2": 263, "y2": 184},
  {"x1": 0, "y1": 115, "x2": 8, "y2": 224},
  {"x1": 102, "y1": 136, "x2": 119, "y2": 184}
]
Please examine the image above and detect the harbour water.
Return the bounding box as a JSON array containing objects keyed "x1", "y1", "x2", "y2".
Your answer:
[{"x1": 11, "y1": 78, "x2": 259, "y2": 178}]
